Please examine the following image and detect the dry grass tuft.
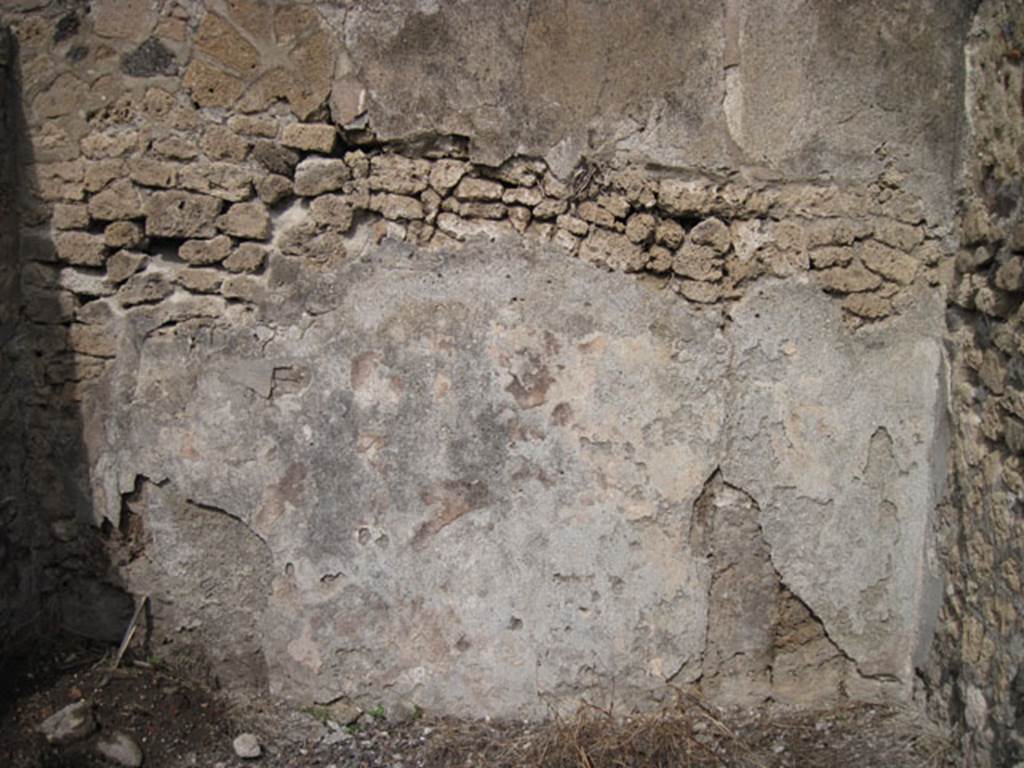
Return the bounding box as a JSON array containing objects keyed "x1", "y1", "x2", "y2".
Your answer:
[{"x1": 421, "y1": 691, "x2": 754, "y2": 768}]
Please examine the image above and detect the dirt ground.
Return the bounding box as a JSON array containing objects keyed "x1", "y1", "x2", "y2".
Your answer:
[{"x1": 0, "y1": 637, "x2": 960, "y2": 768}]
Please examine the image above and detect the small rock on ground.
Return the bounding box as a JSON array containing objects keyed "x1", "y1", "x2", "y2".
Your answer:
[
  {"x1": 96, "y1": 730, "x2": 144, "y2": 767},
  {"x1": 37, "y1": 700, "x2": 97, "y2": 745},
  {"x1": 233, "y1": 732, "x2": 262, "y2": 759}
]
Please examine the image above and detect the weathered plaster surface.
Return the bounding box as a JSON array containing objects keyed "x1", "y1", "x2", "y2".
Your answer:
[{"x1": 84, "y1": 240, "x2": 947, "y2": 716}]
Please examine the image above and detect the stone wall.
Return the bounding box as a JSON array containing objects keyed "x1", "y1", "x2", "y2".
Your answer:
[
  {"x1": 0, "y1": 0, "x2": 996, "y2": 745},
  {"x1": 921, "y1": 1, "x2": 1024, "y2": 765}
]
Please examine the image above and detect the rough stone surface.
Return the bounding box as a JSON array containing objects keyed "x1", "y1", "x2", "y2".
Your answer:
[
  {"x1": 96, "y1": 731, "x2": 144, "y2": 768},
  {"x1": 37, "y1": 701, "x2": 97, "y2": 745},
  {"x1": 233, "y1": 733, "x2": 261, "y2": 759}
]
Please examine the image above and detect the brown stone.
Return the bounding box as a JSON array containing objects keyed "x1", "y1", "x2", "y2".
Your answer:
[
  {"x1": 658, "y1": 179, "x2": 714, "y2": 216},
  {"x1": 429, "y1": 159, "x2": 470, "y2": 195},
  {"x1": 195, "y1": 12, "x2": 260, "y2": 76},
  {"x1": 146, "y1": 191, "x2": 223, "y2": 238},
  {"x1": 675, "y1": 279, "x2": 722, "y2": 303},
  {"x1": 817, "y1": 263, "x2": 884, "y2": 293},
  {"x1": 689, "y1": 217, "x2": 731, "y2": 254},
  {"x1": 227, "y1": 115, "x2": 279, "y2": 138},
  {"x1": 118, "y1": 272, "x2": 174, "y2": 307},
  {"x1": 176, "y1": 268, "x2": 224, "y2": 294},
  {"x1": 369, "y1": 156, "x2": 431, "y2": 195},
  {"x1": 625, "y1": 213, "x2": 656, "y2": 245},
  {"x1": 580, "y1": 228, "x2": 647, "y2": 272},
  {"x1": 221, "y1": 275, "x2": 264, "y2": 302},
  {"x1": 106, "y1": 251, "x2": 147, "y2": 284},
  {"x1": 454, "y1": 177, "x2": 503, "y2": 202},
  {"x1": 310, "y1": 195, "x2": 355, "y2": 231},
  {"x1": 83, "y1": 160, "x2": 126, "y2": 193},
  {"x1": 555, "y1": 212, "x2": 589, "y2": 238},
  {"x1": 55, "y1": 232, "x2": 108, "y2": 267},
  {"x1": 576, "y1": 201, "x2": 617, "y2": 229},
  {"x1": 129, "y1": 158, "x2": 178, "y2": 188},
  {"x1": 104, "y1": 221, "x2": 145, "y2": 249},
  {"x1": 184, "y1": 59, "x2": 245, "y2": 109},
  {"x1": 533, "y1": 198, "x2": 568, "y2": 220},
  {"x1": 873, "y1": 219, "x2": 924, "y2": 252},
  {"x1": 53, "y1": 204, "x2": 89, "y2": 230},
  {"x1": 655, "y1": 219, "x2": 685, "y2": 249},
  {"x1": 859, "y1": 240, "x2": 919, "y2": 285},
  {"x1": 68, "y1": 324, "x2": 117, "y2": 358},
  {"x1": 369, "y1": 194, "x2": 424, "y2": 221},
  {"x1": 330, "y1": 76, "x2": 367, "y2": 125},
  {"x1": 180, "y1": 235, "x2": 233, "y2": 265},
  {"x1": 218, "y1": 202, "x2": 271, "y2": 239},
  {"x1": 281, "y1": 123, "x2": 338, "y2": 154},
  {"x1": 810, "y1": 247, "x2": 855, "y2": 269},
  {"x1": 842, "y1": 293, "x2": 893, "y2": 320},
  {"x1": 995, "y1": 256, "x2": 1024, "y2": 292},
  {"x1": 201, "y1": 125, "x2": 250, "y2": 162},
  {"x1": 88, "y1": 179, "x2": 144, "y2": 221},
  {"x1": 178, "y1": 163, "x2": 254, "y2": 202},
  {"x1": 294, "y1": 158, "x2": 350, "y2": 196},
  {"x1": 250, "y1": 141, "x2": 300, "y2": 176},
  {"x1": 256, "y1": 175, "x2": 293, "y2": 205},
  {"x1": 672, "y1": 242, "x2": 722, "y2": 281},
  {"x1": 502, "y1": 187, "x2": 544, "y2": 207},
  {"x1": 151, "y1": 136, "x2": 199, "y2": 161},
  {"x1": 595, "y1": 194, "x2": 630, "y2": 220},
  {"x1": 80, "y1": 131, "x2": 139, "y2": 159},
  {"x1": 223, "y1": 243, "x2": 267, "y2": 273},
  {"x1": 283, "y1": 29, "x2": 333, "y2": 119},
  {"x1": 92, "y1": 0, "x2": 156, "y2": 40}
]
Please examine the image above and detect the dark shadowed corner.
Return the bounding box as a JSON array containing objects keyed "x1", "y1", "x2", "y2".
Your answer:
[{"x1": 0, "y1": 19, "x2": 133, "y2": 714}]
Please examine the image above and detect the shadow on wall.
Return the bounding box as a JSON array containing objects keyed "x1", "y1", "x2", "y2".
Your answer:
[{"x1": 0, "y1": 23, "x2": 133, "y2": 689}]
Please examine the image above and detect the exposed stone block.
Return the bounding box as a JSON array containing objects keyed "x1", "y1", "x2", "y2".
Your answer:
[
  {"x1": 53, "y1": 204, "x2": 89, "y2": 230},
  {"x1": 104, "y1": 221, "x2": 144, "y2": 249},
  {"x1": 118, "y1": 272, "x2": 174, "y2": 307},
  {"x1": 184, "y1": 59, "x2": 245, "y2": 109},
  {"x1": 817, "y1": 263, "x2": 884, "y2": 293},
  {"x1": 106, "y1": 251, "x2": 147, "y2": 284},
  {"x1": 294, "y1": 158, "x2": 350, "y2": 196},
  {"x1": 281, "y1": 123, "x2": 337, "y2": 154},
  {"x1": 218, "y1": 202, "x2": 271, "y2": 240},
  {"x1": 146, "y1": 191, "x2": 223, "y2": 238},
  {"x1": 54, "y1": 232, "x2": 107, "y2": 267},
  {"x1": 223, "y1": 243, "x2": 267, "y2": 273},
  {"x1": 369, "y1": 155, "x2": 431, "y2": 195},
  {"x1": 180, "y1": 235, "x2": 233, "y2": 265},
  {"x1": 251, "y1": 141, "x2": 299, "y2": 175},
  {"x1": 454, "y1": 177, "x2": 503, "y2": 202},
  {"x1": 256, "y1": 175, "x2": 293, "y2": 205},
  {"x1": 88, "y1": 180, "x2": 144, "y2": 221},
  {"x1": 579, "y1": 228, "x2": 647, "y2": 272},
  {"x1": 429, "y1": 159, "x2": 469, "y2": 195},
  {"x1": 201, "y1": 125, "x2": 250, "y2": 162},
  {"x1": 369, "y1": 193, "x2": 424, "y2": 221}
]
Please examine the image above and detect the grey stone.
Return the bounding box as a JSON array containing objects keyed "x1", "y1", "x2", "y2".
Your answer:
[
  {"x1": 233, "y1": 733, "x2": 261, "y2": 759},
  {"x1": 146, "y1": 191, "x2": 223, "y2": 238},
  {"x1": 37, "y1": 700, "x2": 96, "y2": 744},
  {"x1": 293, "y1": 158, "x2": 350, "y2": 196},
  {"x1": 96, "y1": 731, "x2": 144, "y2": 768},
  {"x1": 121, "y1": 37, "x2": 177, "y2": 77}
]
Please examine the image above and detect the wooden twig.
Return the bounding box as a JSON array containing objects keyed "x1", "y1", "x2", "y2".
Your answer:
[{"x1": 100, "y1": 593, "x2": 149, "y2": 684}]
